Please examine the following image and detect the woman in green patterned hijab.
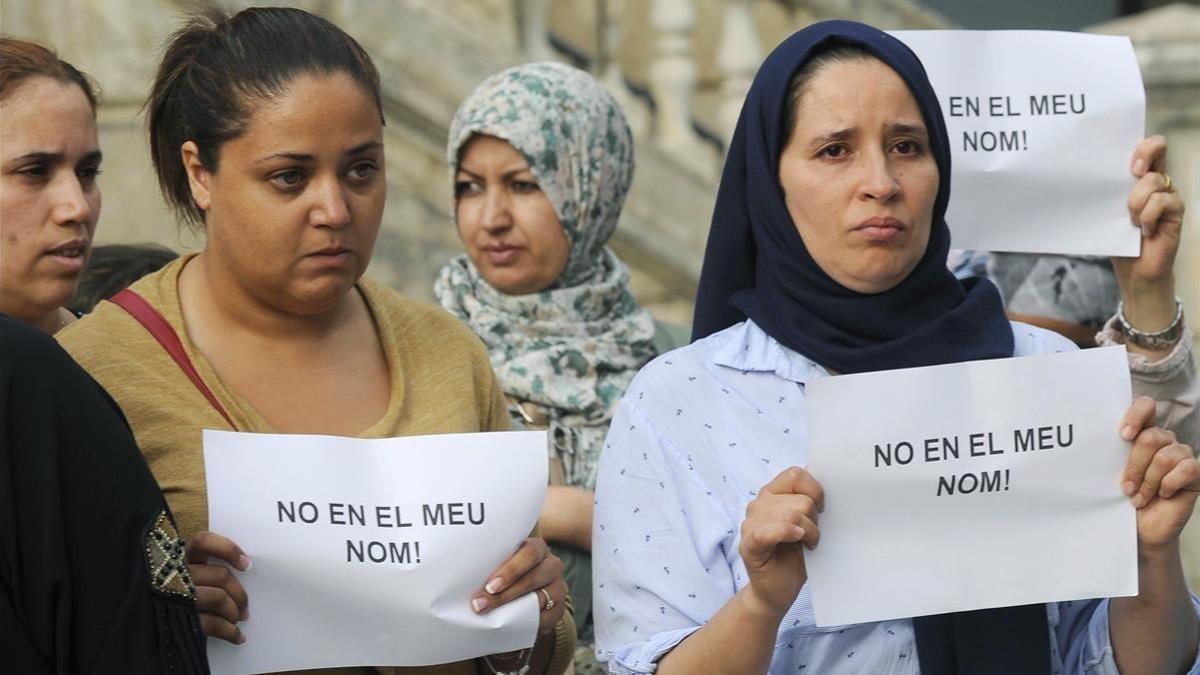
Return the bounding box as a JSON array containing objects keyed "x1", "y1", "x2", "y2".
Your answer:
[{"x1": 435, "y1": 62, "x2": 673, "y2": 670}]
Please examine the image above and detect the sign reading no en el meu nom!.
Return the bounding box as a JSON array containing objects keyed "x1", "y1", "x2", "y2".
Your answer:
[
  {"x1": 203, "y1": 429, "x2": 547, "y2": 674},
  {"x1": 804, "y1": 346, "x2": 1137, "y2": 627}
]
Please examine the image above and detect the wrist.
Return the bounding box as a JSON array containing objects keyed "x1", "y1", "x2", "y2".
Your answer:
[
  {"x1": 735, "y1": 584, "x2": 791, "y2": 626},
  {"x1": 1138, "y1": 539, "x2": 1181, "y2": 565}
]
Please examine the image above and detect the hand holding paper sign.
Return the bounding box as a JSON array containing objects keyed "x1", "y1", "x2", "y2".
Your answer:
[
  {"x1": 738, "y1": 467, "x2": 825, "y2": 618},
  {"x1": 1125, "y1": 136, "x2": 1183, "y2": 243},
  {"x1": 1117, "y1": 397, "x2": 1200, "y2": 550},
  {"x1": 473, "y1": 536, "x2": 568, "y2": 635},
  {"x1": 186, "y1": 530, "x2": 252, "y2": 645},
  {"x1": 1110, "y1": 396, "x2": 1200, "y2": 675}
]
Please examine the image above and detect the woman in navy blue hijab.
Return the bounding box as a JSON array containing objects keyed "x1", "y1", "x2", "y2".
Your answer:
[
  {"x1": 691, "y1": 21, "x2": 1013, "y2": 372},
  {"x1": 592, "y1": 19, "x2": 1199, "y2": 675}
]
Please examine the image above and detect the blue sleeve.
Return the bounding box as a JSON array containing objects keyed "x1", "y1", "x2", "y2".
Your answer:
[
  {"x1": 1052, "y1": 596, "x2": 1200, "y2": 674},
  {"x1": 592, "y1": 398, "x2": 736, "y2": 674}
]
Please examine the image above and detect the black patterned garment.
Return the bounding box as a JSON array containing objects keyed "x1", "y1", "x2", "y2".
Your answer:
[{"x1": 0, "y1": 314, "x2": 208, "y2": 673}]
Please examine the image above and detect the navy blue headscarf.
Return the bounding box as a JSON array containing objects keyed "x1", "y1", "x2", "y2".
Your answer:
[
  {"x1": 692, "y1": 20, "x2": 1014, "y2": 374},
  {"x1": 693, "y1": 20, "x2": 1049, "y2": 674}
]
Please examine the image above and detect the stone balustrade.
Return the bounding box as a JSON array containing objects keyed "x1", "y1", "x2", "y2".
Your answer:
[{"x1": 544, "y1": 0, "x2": 951, "y2": 184}]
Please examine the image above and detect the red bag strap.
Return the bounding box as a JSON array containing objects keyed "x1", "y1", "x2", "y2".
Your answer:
[{"x1": 109, "y1": 288, "x2": 239, "y2": 431}]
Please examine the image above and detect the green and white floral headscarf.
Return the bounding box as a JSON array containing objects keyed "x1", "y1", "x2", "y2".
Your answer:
[{"x1": 434, "y1": 62, "x2": 657, "y2": 491}]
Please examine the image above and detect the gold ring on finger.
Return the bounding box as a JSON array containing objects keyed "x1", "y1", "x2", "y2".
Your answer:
[{"x1": 537, "y1": 587, "x2": 555, "y2": 611}]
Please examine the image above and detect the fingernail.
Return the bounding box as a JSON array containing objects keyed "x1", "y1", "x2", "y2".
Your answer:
[
  {"x1": 1120, "y1": 426, "x2": 1135, "y2": 441},
  {"x1": 236, "y1": 631, "x2": 246, "y2": 645},
  {"x1": 485, "y1": 578, "x2": 504, "y2": 595},
  {"x1": 237, "y1": 554, "x2": 252, "y2": 571},
  {"x1": 1131, "y1": 494, "x2": 1145, "y2": 508},
  {"x1": 472, "y1": 597, "x2": 488, "y2": 613},
  {"x1": 1132, "y1": 158, "x2": 1145, "y2": 175},
  {"x1": 240, "y1": 606, "x2": 250, "y2": 621},
  {"x1": 1122, "y1": 481, "x2": 1136, "y2": 496}
]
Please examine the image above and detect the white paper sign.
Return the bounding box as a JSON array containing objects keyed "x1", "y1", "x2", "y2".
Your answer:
[
  {"x1": 804, "y1": 347, "x2": 1137, "y2": 627},
  {"x1": 203, "y1": 429, "x2": 547, "y2": 674},
  {"x1": 890, "y1": 30, "x2": 1144, "y2": 256}
]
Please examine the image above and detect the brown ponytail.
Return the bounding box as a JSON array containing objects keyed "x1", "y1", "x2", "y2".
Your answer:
[{"x1": 144, "y1": 6, "x2": 383, "y2": 228}]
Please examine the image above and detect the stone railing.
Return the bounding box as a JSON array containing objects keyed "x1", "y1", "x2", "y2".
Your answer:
[{"x1": 541, "y1": 0, "x2": 950, "y2": 182}]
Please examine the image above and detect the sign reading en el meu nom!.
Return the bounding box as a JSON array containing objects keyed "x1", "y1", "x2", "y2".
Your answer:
[{"x1": 891, "y1": 30, "x2": 1144, "y2": 257}]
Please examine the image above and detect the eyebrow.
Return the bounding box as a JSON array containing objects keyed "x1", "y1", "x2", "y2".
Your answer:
[
  {"x1": 454, "y1": 165, "x2": 534, "y2": 181},
  {"x1": 10, "y1": 150, "x2": 103, "y2": 165},
  {"x1": 889, "y1": 123, "x2": 928, "y2": 137},
  {"x1": 255, "y1": 141, "x2": 383, "y2": 164},
  {"x1": 809, "y1": 128, "x2": 854, "y2": 149},
  {"x1": 808, "y1": 123, "x2": 928, "y2": 149}
]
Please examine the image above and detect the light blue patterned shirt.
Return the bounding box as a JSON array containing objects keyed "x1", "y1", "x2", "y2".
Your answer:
[{"x1": 593, "y1": 319, "x2": 1200, "y2": 674}]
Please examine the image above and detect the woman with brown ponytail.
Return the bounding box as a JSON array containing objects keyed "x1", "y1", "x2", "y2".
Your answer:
[{"x1": 57, "y1": 7, "x2": 573, "y2": 673}]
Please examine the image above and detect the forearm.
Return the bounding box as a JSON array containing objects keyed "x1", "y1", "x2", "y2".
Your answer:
[
  {"x1": 657, "y1": 586, "x2": 784, "y2": 675},
  {"x1": 538, "y1": 486, "x2": 593, "y2": 551},
  {"x1": 1110, "y1": 543, "x2": 1199, "y2": 675}
]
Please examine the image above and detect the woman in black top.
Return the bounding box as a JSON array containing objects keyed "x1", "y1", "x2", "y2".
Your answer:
[{"x1": 0, "y1": 314, "x2": 209, "y2": 672}]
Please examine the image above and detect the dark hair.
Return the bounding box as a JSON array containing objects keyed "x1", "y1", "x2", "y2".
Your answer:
[
  {"x1": 146, "y1": 6, "x2": 383, "y2": 228},
  {"x1": 68, "y1": 244, "x2": 180, "y2": 314},
  {"x1": 782, "y1": 43, "x2": 874, "y2": 141},
  {"x1": 0, "y1": 35, "x2": 99, "y2": 110}
]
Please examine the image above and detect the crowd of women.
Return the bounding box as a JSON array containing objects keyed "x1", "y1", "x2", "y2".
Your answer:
[{"x1": 1, "y1": 6, "x2": 1197, "y2": 675}]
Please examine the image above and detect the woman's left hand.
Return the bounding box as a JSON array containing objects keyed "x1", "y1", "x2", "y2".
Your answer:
[
  {"x1": 1119, "y1": 396, "x2": 1200, "y2": 551},
  {"x1": 1112, "y1": 137, "x2": 1185, "y2": 349},
  {"x1": 472, "y1": 537, "x2": 567, "y2": 636}
]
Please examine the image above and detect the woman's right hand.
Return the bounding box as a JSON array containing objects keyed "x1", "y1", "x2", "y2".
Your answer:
[
  {"x1": 738, "y1": 467, "x2": 824, "y2": 619},
  {"x1": 186, "y1": 530, "x2": 252, "y2": 644}
]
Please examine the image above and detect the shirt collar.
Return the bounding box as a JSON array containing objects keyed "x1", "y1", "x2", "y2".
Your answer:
[{"x1": 711, "y1": 319, "x2": 830, "y2": 384}]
